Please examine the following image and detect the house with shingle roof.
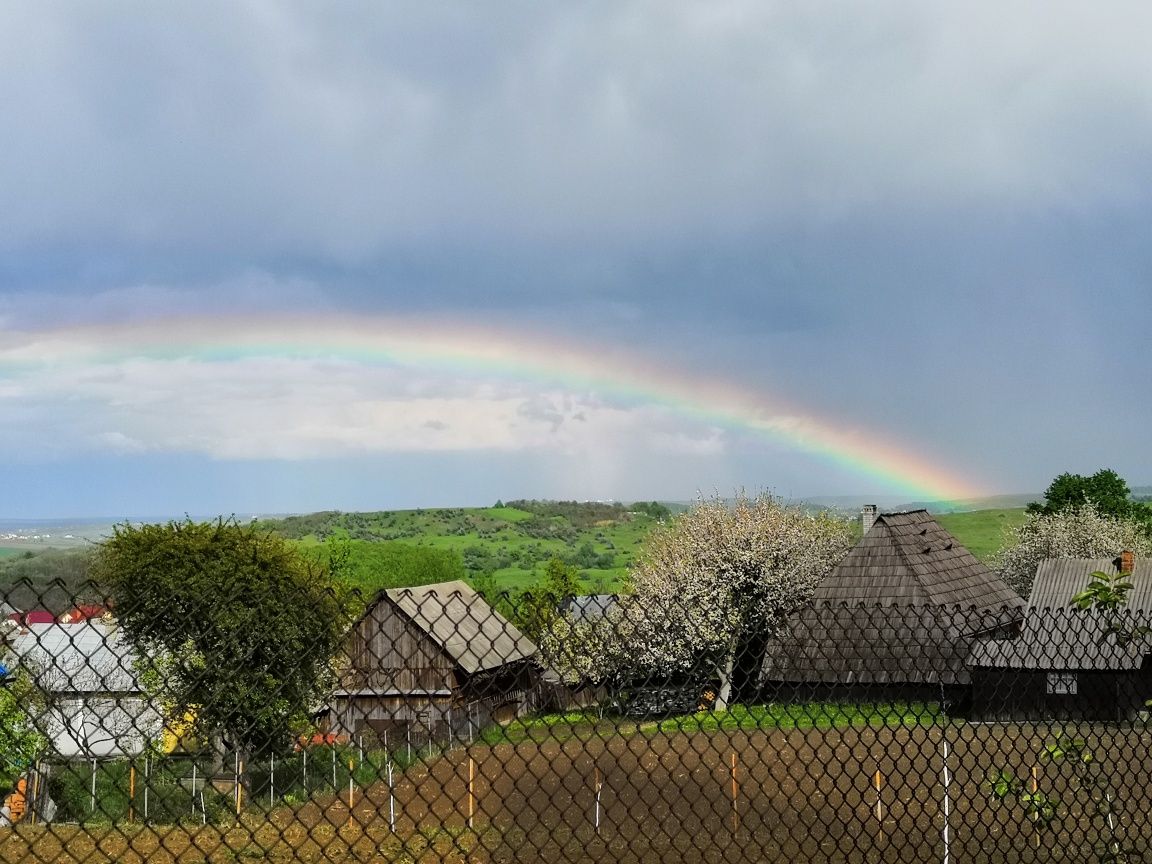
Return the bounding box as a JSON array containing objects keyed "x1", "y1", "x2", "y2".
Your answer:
[
  {"x1": 761, "y1": 509, "x2": 1022, "y2": 703},
  {"x1": 324, "y1": 581, "x2": 540, "y2": 746},
  {"x1": 967, "y1": 552, "x2": 1152, "y2": 720}
]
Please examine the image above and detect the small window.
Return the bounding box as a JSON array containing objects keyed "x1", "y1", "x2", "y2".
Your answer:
[{"x1": 1047, "y1": 672, "x2": 1078, "y2": 695}]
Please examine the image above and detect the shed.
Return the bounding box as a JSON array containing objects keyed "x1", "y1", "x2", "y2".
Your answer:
[
  {"x1": 325, "y1": 581, "x2": 539, "y2": 746},
  {"x1": 968, "y1": 555, "x2": 1152, "y2": 721},
  {"x1": 762, "y1": 509, "x2": 1022, "y2": 702}
]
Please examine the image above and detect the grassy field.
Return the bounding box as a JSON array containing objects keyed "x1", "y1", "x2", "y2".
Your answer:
[{"x1": 937, "y1": 507, "x2": 1028, "y2": 562}]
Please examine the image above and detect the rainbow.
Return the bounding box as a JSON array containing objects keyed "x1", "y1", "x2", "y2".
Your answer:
[{"x1": 0, "y1": 314, "x2": 987, "y2": 502}]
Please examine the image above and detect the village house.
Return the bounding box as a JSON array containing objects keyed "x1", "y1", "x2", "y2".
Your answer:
[
  {"x1": 8, "y1": 619, "x2": 163, "y2": 758},
  {"x1": 968, "y1": 551, "x2": 1152, "y2": 721},
  {"x1": 324, "y1": 581, "x2": 539, "y2": 746},
  {"x1": 761, "y1": 507, "x2": 1023, "y2": 707}
]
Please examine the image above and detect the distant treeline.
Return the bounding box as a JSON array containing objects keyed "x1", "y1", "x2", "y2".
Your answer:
[
  {"x1": 503, "y1": 500, "x2": 671, "y2": 527},
  {"x1": 0, "y1": 547, "x2": 98, "y2": 612},
  {"x1": 257, "y1": 501, "x2": 672, "y2": 543},
  {"x1": 460, "y1": 539, "x2": 616, "y2": 575},
  {"x1": 3, "y1": 500, "x2": 679, "y2": 611}
]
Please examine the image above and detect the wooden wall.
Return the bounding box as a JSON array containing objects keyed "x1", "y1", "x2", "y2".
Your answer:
[
  {"x1": 325, "y1": 597, "x2": 541, "y2": 745},
  {"x1": 970, "y1": 667, "x2": 1152, "y2": 722},
  {"x1": 340, "y1": 597, "x2": 457, "y2": 694}
]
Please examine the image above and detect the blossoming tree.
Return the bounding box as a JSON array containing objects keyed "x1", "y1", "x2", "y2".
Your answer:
[{"x1": 541, "y1": 494, "x2": 851, "y2": 711}]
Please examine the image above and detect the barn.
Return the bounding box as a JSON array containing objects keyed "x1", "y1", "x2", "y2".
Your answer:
[
  {"x1": 968, "y1": 552, "x2": 1152, "y2": 721},
  {"x1": 761, "y1": 508, "x2": 1023, "y2": 706},
  {"x1": 324, "y1": 581, "x2": 539, "y2": 746}
]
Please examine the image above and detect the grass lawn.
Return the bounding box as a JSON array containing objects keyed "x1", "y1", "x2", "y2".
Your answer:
[
  {"x1": 482, "y1": 702, "x2": 943, "y2": 745},
  {"x1": 653, "y1": 701, "x2": 942, "y2": 733}
]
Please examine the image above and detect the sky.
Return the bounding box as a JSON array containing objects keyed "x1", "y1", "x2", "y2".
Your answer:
[{"x1": 1, "y1": 2, "x2": 1150, "y2": 519}]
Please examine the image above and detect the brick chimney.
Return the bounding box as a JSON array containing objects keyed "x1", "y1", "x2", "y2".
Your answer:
[
  {"x1": 861, "y1": 504, "x2": 878, "y2": 536},
  {"x1": 1120, "y1": 549, "x2": 1135, "y2": 574}
]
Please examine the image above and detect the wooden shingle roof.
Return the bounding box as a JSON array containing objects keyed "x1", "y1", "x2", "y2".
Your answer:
[
  {"x1": 967, "y1": 608, "x2": 1151, "y2": 671},
  {"x1": 762, "y1": 510, "x2": 1022, "y2": 687},
  {"x1": 762, "y1": 604, "x2": 1016, "y2": 687},
  {"x1": 383, "y1": 581, "x2": 536, "y2": 675},
  {"x1": 812, "y1": 510, "x2": 1022, "y2": 608}
]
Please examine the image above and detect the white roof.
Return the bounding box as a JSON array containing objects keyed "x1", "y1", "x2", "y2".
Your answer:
[{"x1": 9, "y1": 622, "x2": 142, "y2": 694}]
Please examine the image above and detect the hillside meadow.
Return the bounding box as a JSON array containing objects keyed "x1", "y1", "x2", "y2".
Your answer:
[
  {"x1": 936, "y1": 508, "x2": 1030, "y2": 561},
  {"x1": 253, "y1": 501, "x2": 671, "y2": 595}
]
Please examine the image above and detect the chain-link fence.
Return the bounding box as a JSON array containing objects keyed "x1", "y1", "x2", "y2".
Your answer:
[{"x1": 2, "y1": 578, "x2": 1152, "y2": 863}]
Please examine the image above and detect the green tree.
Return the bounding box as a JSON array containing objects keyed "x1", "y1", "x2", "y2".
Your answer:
[
  {"x1": 514, "y1": 558, "x2": 583, "y2": 640},
  {"x1": 630, "y1": 501, "x2": 672, "y2": 520},
  {"x1": 321, "y1": 539, "x2": 467, "y2": 594},
  {"x1": 0, "y1": 640, "x2": 47, "y2": 792},
  {"x1": 1028, "y1": 469, "x2": 1150, "y2": 524},
  {"x1": 94, "y1": 518, "x2": 356, "y2": 759}
]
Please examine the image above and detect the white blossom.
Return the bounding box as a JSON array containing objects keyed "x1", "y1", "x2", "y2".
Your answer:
[
  {"x1": 540, "y1": 493, "x2": 852, "y2": 706},
  {"x1": 995, "y1": 502, "x2": 1152, "y2": 599}
]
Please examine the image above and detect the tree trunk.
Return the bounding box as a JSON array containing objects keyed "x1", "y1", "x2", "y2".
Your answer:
[
  {"x1": 210, "y1": 735, "x2": 228, "y2": 777},
  {"x1": 715, "y1": 648, "x2": 736, "y2": 712}
]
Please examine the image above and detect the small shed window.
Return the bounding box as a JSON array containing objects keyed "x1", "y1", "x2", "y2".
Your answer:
[{"x1": 1046, "y1": 672, "x2": 1078, "y2": 695}]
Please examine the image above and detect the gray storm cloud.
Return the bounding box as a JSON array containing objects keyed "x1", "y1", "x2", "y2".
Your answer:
[{"x1": 2, "y1": 2, "x2": 1151, "y2": 258}]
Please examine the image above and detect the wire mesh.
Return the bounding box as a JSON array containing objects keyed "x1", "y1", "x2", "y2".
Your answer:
[{"x1": 1, "y1": 578, "x2": 1151, "y2": 863}]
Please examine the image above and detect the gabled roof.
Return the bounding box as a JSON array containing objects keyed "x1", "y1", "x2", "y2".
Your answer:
[
  {"x1": 813, "y1": 510, "x2": 1022, "y2": 608},
  {"x1": 763, "y1": 604, "x2": 1015, "y2": 687},
  {"x1": 762, "y1": 511, "x2": 1022, "y2": 687},
  {"x1": 382, "y1": 581, "x2": 536, "y2": 675}
]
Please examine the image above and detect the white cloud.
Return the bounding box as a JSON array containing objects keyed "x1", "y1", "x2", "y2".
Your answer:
[{"x1": 0, "y1": 356, "x2": 728, "y2": 461}]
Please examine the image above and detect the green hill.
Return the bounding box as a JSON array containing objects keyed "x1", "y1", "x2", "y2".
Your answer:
[{"x1": 256, "y1": 501, "x2": 673, "y2": 596}]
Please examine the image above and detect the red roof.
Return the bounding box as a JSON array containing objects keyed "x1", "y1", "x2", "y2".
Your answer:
[{"x1": 59, "y1": 604, "x2": 106, "y2": 623}]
